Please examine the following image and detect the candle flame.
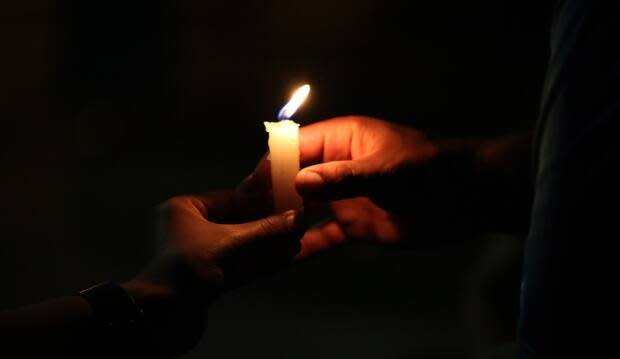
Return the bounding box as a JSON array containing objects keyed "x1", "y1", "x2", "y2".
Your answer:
[{"x1": 277, "y1": 84, "x2": 310, "y2": 120}]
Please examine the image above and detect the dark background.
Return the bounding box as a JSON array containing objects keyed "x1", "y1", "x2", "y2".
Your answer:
[{"x1": 1, "y1": 1, "x2": 552, "y2": 358}]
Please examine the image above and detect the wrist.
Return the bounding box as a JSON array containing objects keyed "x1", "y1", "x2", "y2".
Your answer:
[
  {"x1": 78, "y1": 278, "x2": 206, "y2": 357},
  {"x1": 120, "y1": 279, "x2": 178, "y2": 314},
  {"x1": 132, "y1": 250, "x2": 222, "y2": 310},
  {"x1": 77, "y1": 281, "x2": 146, "y2": 356},
  {"x1": 122, "y1": 272, "x2": 210, "y2": 356},
  {"x1": 435, "y1": 133, "x2": 532, "y2": 174}
]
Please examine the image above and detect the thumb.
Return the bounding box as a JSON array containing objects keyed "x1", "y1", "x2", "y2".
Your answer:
[
  {"x1": 295, "y1": 159, "x2": 377, "y2": 200},
  {"x1": 230, "y1": 210, "x2": 299, "y2": 243}
]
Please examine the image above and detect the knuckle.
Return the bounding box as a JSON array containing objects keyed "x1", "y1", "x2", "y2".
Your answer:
[
  {"x1": 258, "y1": 216, "x2": 280, "y2": 236},
  {"x1": 227, "y1": 227, "x2": 244, "y2": 245},
  {"x1": 334, "y1": 164, "x2": 355, "y2": 182},
  {"x1": 156, "y1": 196, "x2": 192, "y2": 218},
  {"x1": 165, "y1": 196, "x2": 189, "y2": 210},
  {"x1": 346, "y1": 115, "x2": 367, "y2": 126},
  {"x1": 347, "y1": 116, "x2": 365, "y2": 133}
]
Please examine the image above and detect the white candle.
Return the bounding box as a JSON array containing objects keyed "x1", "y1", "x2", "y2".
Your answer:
[
  {"x1": 264, "y1": 84, "x2": 310, "y2": 213},
  {"x1": 264, "y1": 120, "x2": 302, "y2": 212}
]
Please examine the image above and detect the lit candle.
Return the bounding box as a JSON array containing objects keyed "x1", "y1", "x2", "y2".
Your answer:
[{"x1": 264, "y1": 84, "x2": 310, "y2": 213}]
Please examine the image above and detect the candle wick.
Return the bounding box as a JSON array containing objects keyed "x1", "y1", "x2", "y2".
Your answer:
[
  {"x1": 277, "y1": 84, "x2": 310, "y2": 121},
  {"x1": 277, "y1": 109, "x2": 289, "y2": 121}
]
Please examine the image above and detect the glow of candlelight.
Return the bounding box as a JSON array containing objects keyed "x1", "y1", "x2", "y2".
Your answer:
[{"x1": 277, "y1": 84, "x2": 310, "y2": 121}]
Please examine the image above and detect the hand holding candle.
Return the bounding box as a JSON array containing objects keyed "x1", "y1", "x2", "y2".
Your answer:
[{"x1": 264, "y1": 84, "x2": 310, "y2": 213}]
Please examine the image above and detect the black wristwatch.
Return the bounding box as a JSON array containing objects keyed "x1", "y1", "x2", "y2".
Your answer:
[{"x1": 79, "y1": 281, "x2": 144, "y2": 332}]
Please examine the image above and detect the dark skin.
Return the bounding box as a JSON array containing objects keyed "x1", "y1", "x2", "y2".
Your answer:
[
  {"x1": 291, "y1": 116, "x2": 532, "y2": 258},
  {"x1": 0, "y1": 116, "x2": 532, "y2": 357},
  {"x1": 0, "y1": 185, "x2": 304, "y2": 357}
]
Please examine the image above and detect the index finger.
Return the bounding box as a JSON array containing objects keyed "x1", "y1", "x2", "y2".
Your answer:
[{"x1": 299, "y1": 117, "x2": 358, "y2": 167}]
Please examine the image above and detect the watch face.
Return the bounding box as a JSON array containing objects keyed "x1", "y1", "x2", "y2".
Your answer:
[{"x1": 79, "y1": 281, "x2": 144, "y2": 329}]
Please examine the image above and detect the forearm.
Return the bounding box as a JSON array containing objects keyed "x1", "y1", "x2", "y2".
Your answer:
[
  {"x1": 0, "y1": 296, "x2": 93, "y2": 356},
  {"x1": 433, "y1": 132, "x2": 534, "y2": 236},
  {"x1": 0, "y1": 280, "x2": 205, "y2": 358}
]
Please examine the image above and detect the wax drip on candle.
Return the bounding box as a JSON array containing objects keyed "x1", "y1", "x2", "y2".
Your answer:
[{"x1": 277, "y1": 84, "x2": 310, "y2": 121}]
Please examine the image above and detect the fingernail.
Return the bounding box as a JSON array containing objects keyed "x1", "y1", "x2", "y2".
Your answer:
[
  {"x1": 297, "y1": 170, "x2": 324, "y2": 187},
  {"x1": 284, "y1": 210, "x2": 297, "y2": 230}
]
